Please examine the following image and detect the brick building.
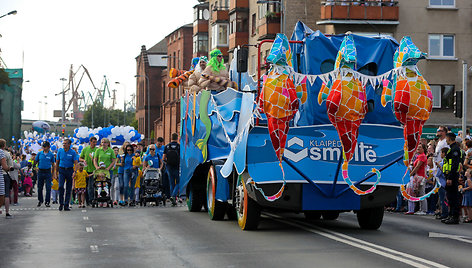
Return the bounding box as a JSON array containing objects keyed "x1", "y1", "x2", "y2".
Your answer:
[
  {"x1": 135, "y1": 41, "x2": 167, "y2": 144},
  {"x1": 155, "y1": 24, "x2": 194, "y2": 143}
]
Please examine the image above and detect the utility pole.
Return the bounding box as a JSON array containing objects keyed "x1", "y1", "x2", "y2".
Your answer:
[
  {"x1": 463, "y1": 61, "x2": 468, "y2": 137},
  {"x1": 60, "y1": 78, "x2": 67, "y2": 136}
]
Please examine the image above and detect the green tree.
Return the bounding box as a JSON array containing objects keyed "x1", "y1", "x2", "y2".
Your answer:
[
  {"x1": 0, "y1": 68, "x2": 10, "y2": 86},
  {"x1": 81, "y1": 101, "x2": 135, "y2": 128}
]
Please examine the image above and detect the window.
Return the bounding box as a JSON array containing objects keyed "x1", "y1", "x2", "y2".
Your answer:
[
  {"x1": 431, "y1": 85, "x2": 454, "y2": 109},
  {"x1": 429, "y1": 0, "x2": 455, "y2": 7},
  {"x1": 193, "y1": 33, "x2": 208, "y2": 54},
  {"x1": 211, "y1": 24, "x2": 229, "y2": 49},
  {"x1": 429, "y1": 34, "x2": 454, "y2": 58},
  {"x1": 230, "y1": 12, "x2": 249, "y2": 34},
  {"x1": 251, "y1": 13, "x2": 256, "y2": 36}
]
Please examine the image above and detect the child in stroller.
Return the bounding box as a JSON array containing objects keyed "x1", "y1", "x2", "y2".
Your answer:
[
  {"x1": 92, "y1": 163, "x2": 113, "y2": 208},
  {"x1": 139, "y1": 168, "x2": 166, "y2": 206}
]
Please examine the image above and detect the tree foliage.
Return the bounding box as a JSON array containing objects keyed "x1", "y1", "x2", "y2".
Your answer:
[{"x1": 81, "y1": 101, "x2": 135, "y2": 128}]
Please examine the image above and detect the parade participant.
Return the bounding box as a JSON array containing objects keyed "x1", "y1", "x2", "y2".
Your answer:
[
  {"x1": 73, "y1": 162, "x2": 87, "y2": 208},
  {"x1": 188, "y1": 56, "x2": 208, "y2": 93},
  {"x1": 0, "y1": 139, "x2": 13, "y2": 218},
  {"x1": 22, "y1": 163, "x2": 34, "y2": 197},
  {"x1": 461, "y1": 168, "x2": 472, "y2": 223},
  {"x1": 111, "y1": 146, "x2": 120, "y2": 204},
  {"x1": 9, "y1": 153, "x2": 21, "y2": 206},
  {"x1": 143, "y1": 144, "x2": 161, "y2": 170},
  {"x1": 117, "y1": 141, "x2": 130, "y2": 205},
  {"x1": 129, "y1": 150, "x2": 142, "y2": 206},
  {"x1": 163, "y1": 133, "x2": 180, "y2": 206},
  {"x1": 79, "y1": 136, "x2": 97, "y2": 206},
  {"x1": 198, "y1": 49, "x2": 229, "y2": 91},
  {"x1": 93, "y1": 138, "x2": 116, "y2": 177},
  {"x1": 121, "y1": 144, "x2": 134, "y2": 206},
  {"x1": 55, "y1": 138, "x2": 79, "y2": 211},
  {"x1": 442, "y1": 132, "x2": 463, "y2": 224},
  {"x1": 34, "y1": 141, "x2": 55, "y2": 207},
  {"x1": 51, "y1": 176, "x2": 59, "y2": 204}
]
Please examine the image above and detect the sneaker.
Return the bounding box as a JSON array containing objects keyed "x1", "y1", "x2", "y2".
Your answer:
[
  {"x1": 441, "y1": 216, "x2": 451, "y2": 223},
  {"x1": 37, "y1": 201, "x2": 42, "y2": 207},
  {"x1": 443, "y1": 217, "x2": 459, "y2": 224},
  {"x1": 404, "y1": 211, "x2": 414, "y2": 215},
  {"x1": 59, "y1": 205, "x2": 64, "y2": 211},
  {"x1": 64, "y1": 207, "x2": 71, "y2": 211},
  {"x1": 5, "y1": 213, "x2": 13, "y2": 219},
  {"x1": 415, "y1": 211, "x2": 427, "y2": 215},
  {"x1": 436, "y1": 215, "x2": 447, "y2": 220},
  {"x1": 13, "y1": 203, "x2": 18, "y2": 206},
  {"x1": 45, "y1": 202, "x2": 50, "y2": 207}
]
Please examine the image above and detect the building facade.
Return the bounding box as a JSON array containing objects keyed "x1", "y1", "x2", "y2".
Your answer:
[
  {"x1": 155, "y1": 24, "x2": 194, "y2": 143},
  {"x1": 0, "y1": 68, "x2": 23, "y2": 144},
  {"x1": 135, "y1": 41, "x2": 167, "y2": 144}
]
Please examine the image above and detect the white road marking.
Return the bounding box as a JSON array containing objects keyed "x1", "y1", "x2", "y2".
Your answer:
[
  {"x1": 90, "y1": 245, "x2": 99, "y2": 253},
  {"x1": 86, "y1": 227, "x2": 93, "y2": 233},
  {"x1": 83, "y1": 216, "x2": 89, "y2": 220},
  {"x1": 429, "y1": 232, "x2": 472, "y2": 244},
  {"x1": 82, "y1": 210, "x2": 87, "y2": 212},
  {"x1": 264, "y1": 213, "x2": 449, "y2": 268}
]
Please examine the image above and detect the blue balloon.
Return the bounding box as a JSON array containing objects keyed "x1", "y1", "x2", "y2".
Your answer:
[{"x1": 51, "y1": 145, "x2": 57, "y2": 151}]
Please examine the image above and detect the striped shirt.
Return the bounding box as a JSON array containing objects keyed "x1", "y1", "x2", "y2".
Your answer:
[{"x1": 0, "y1": 150, "x2": 5, "y2": 196}]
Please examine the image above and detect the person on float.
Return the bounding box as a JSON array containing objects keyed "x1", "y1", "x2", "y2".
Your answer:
[
  {"x1": 198, "y1": 49, "x2": 229, "y2": 92},
  {"x1": 188, "y1": 56, "x2": 208, "y2": 93}
]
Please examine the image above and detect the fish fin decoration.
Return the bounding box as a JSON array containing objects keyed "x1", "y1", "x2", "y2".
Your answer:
[
  {"x1": 317, "y1": 81, "x2": 331, "y2": 105},
  {"x1": 249, "y1": 162, "x2": 286, "y2": 202},
  {"x1": 400, "y1": 174, "x2": 441, "y2": 202},
  {"x1": 295, "y1": 77, "x2": 308, "y2": 104},
  {"x1": 403, "y1": 118, "x2": 424, "y2": 167},
  {"x1": 195, "y1": 139, "x2": 208, "y2": 162},
  {"x1": 167, "y1": 70, "x2": 194, "y2": 88},
  {"x1": 192, "y1": 92, "x2": 196, "y2": 136},
  {"x1": 342, "y1": 162, "x2": 381, "y2": 195},
  {"x1": 381, "y1": 79, "x2": 393, "y2": 107}
]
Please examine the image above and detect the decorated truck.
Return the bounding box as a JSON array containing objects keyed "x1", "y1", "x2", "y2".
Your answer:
[{"x1": 178, "y1": 22, "x2": 435, "y2": 230}]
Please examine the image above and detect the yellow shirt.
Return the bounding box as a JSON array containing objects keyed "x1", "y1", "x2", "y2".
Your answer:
[
  {"x1": 52, "y1": 179, "x2": 59, "y2": 191},
  {"x1": 135, "y1": 170, "x2": 143, "y2": 188},
  {"x1": 74, "y1": 170, "x2": 88, "y2": 188},
  {"x1": 133, "y1": 156, "x2": 142, "y2": 168}
]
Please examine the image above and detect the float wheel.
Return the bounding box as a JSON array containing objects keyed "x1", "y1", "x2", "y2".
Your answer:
[
  {"x1": 235, "y1": 174, "x2": 260, "y2": 230},
  {"x1": 357, "y1": 207, "x2": 384, "y2": 230},
  {"x1": 187, "y1": 182, "x2": 205, "y2": 212},
  {"x1": 304, "y1": 211, "x2": 321, "y2": 220},
  {"x1": 207, "y1": 165, "x2": 226, "y2": 220},
  {"x1": 322, "y1": 211, "x2": 340, "y2": 220}
]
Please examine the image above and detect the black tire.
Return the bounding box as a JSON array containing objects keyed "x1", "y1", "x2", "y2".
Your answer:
[
  {"x1": 207, "y1": 165, "x2": 227, "y2": 220},
  {"x1": 162, "y1": 198, "x2": 166, "y2": 207},
  {"x1": 322, "y1": 211, "x2": 340, "y2": 220},
  {"x1": 304, "y1": 211, "x2": 322, "y2": 220},
  {"x1": 187, "y1": 182, "x2": 205, "y2": 212},
  {"x1": 357, "y1": 207, "x2": 384, "y2": 230},
  {"x1": 226, "y1": 205, "x2": 237, "y2": 221},
  {"x1": 235, "y1": 173, "x2": 261, "y2": 230}
]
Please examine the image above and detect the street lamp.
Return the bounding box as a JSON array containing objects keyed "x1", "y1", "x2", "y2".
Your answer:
[
  {"x1": 135, "y1": 74, "x2": 150, "y2": 144},
  {"x1": 0, "y1": 10, "x2": 17, "y2": 20},
  {"x1": 256, "y1": 0, "x2": 285, "y2": 35},
  {"x1": 115, "y1": 81, "x2": 127, "y2": 126}
]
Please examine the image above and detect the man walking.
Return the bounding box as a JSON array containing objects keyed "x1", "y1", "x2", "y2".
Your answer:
[
  {"x1": 79, "y1": 137, "x2": 97, "y2": 206},
  {"x1": 163, "y1": 133, "x2": 180, "y2": 206},
  {"x1": 34, "y1": 141, "x2": 55, "y2": 207},
  {"x1": 55, "y1": 139, "x2": 78, "y2": 211},
  {"x1": 442, "y1": 132, "x2": 463, "y2": 224}
]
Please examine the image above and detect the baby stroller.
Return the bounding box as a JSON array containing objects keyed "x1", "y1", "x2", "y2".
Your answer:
[
  {"x1": 91, "y1": 169, "x2": 113, "y2": 208},
  {"x1": 140, "y1": 168, "x2": 166, "y2": 206}
]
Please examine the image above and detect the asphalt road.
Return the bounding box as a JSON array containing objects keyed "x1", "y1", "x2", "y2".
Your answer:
[{"x1": 1, "y1": 194, "x2": 472, "y2": 268}]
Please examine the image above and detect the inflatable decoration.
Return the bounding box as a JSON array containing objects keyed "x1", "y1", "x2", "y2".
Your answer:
[
  {"x1": 169, "y1": 68, "x2": 184, "y2": 78},
  {"x1": 167, "y1": 70, "x2": 194, "y2": 88},
  {"x1": 381, "y1": 36, "x2": 436, "y2": 201},
  {"x1": 256, "y1": 33, "x2": 303, "y2": 201},
  {"x1": 196, "y1": 90, "x2": 212, "y2": 162},
  {"x1": 318, "y1": 35, "x2": 380, "y2": 195}
]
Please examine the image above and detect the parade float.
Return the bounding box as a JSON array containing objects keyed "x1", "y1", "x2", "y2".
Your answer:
[{"x1": 179, "y1": 22, "x2": 433, "y2": 230}]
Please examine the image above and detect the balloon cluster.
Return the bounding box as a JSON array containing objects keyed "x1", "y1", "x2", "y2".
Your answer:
[
  {"x1": 74, "y1": 126, "x2": 143, "y2": 145},
  {"x1": 18, "y1": 131, "x2": 63, "y2": 154}
]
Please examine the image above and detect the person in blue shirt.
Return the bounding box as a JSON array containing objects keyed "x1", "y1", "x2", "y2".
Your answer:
[
  {"x1": 54, "y1": 139, "x2": 79, "y2": 211},
  {"x1": 121, "y1": 144, "x2": 135, "y2": 206},
  {"x1": 143, "y1": 144, "x2": 162, "y2": 170},
  {"x1": 34, "y1": 141, "x2": 55, "y2": 207}
]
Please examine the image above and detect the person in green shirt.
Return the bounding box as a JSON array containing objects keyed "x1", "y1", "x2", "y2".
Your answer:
[
  {"x1": 79, "y1": 136, "x2": 97, "y2": 206},
  {"x1": 93, "y1": 138, "x2": 117, "y2": 177}
]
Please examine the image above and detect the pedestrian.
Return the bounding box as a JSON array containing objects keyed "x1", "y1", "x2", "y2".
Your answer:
[
  {"x1": 442, "y1": 132, "x2": 463, "y2": 224},
  {"x1": 79, "y1": 136, "x2": 97, "y2": 206},
  {"x1": 0, "y1": 147, "x2": 10, "y2": 216},
  {"x1": 111, "y1": 146, "x2": 120, "y2": 205},
  {"x1": 434, "y1": 126, "x2": 449, "y2": 164},
  {"x1": 51, "y1": 176, "x2": 59, "y2": 204},
  {"x1": 73, "y1": 162, "x2": 87, "y2": 208},
  {"x1": 34, "y1": 141, "x2": 55, "y2": 207},
  {"x1": 30, "y1": 152, "x2": 37, "y2": 192},
  {"x1": 21, "y1": 163, "x2": 34, "y2": 196},
  {"x1": 435, "y1": 147, "x2": 449, "y2": 220},
  {"x1": 412, "y1": 143, "x2": 428, "y2": 215},
  {"x1": 164, "y1": 133, "x2": 180, "y2": 206},
  {"x1": 143, "y1": 144, "x2": 162, "y2": 170},
  {"x1": 93, "y1": 138, "x2": 116, "y2": 190},
  {"x1": 0, "y1": 139, "x2": 13, "y2": 218},
  {"x1": 121, "y1": 144, "x2": 134, "y2": 206},
  {"x1": 55, "y1": 138, "x2": 79, "y2": 211},
  {"x1": 9, "y1": 153, "x2": 21, "y2": 206},
  {"x1": 425, "y1": 157, "x2": 438, "y2": 215},
  {"x1": 460, "y1": 168, "x2": 472, "y2": 223},
  {"x1": 129, "y1": 150, "x2": 142, "y2": 206}
]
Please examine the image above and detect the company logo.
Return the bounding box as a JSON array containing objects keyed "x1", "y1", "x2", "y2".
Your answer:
[{"x1": 284, "y1": 136, "x2": 378, "y2": 164}]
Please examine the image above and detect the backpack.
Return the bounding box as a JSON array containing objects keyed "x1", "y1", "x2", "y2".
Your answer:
[{"x1": 166, "y1": 143, "x2": 180, "y2": 167}]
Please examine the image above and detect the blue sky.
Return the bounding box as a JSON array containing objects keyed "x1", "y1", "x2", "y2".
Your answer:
[{"x1": 0, "y1": 0, "x2": 195, "y2": 121}]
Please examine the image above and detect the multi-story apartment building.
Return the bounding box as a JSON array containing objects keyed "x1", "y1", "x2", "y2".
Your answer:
[
  {"x1": 155, "y1": 24, "x2": 194, "y2": 143},
  {"x1": 135, "y1": 41, "x2": 167, "y2": 144},
  {"x1": 193, "y1": 1, "x2": 210, "y2": 59},
  {"x1": 194, "y1": 0, "x2": 472, "y2": 128}
]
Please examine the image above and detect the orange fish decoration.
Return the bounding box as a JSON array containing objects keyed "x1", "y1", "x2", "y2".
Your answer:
[
  {"x1": 318, "y1": 35, "x2": 381, "y2": 195},
  {"x1": 381, "y1": 36, "x2": 437, "y2": 201}
]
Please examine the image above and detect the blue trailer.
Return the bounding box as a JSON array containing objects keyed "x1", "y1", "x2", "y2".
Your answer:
[{"x1": 180, "y1": 22, "x2": 408, "y2": 230}]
